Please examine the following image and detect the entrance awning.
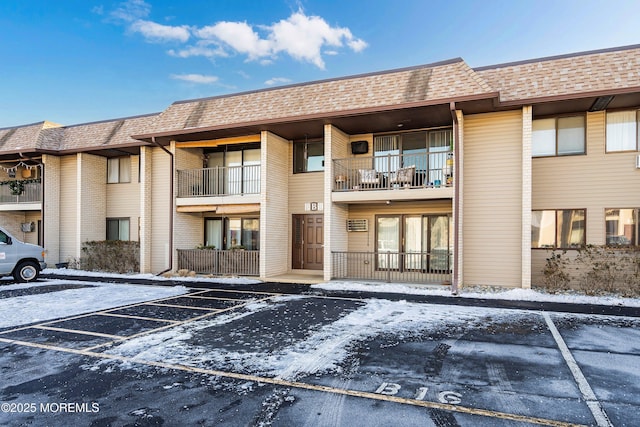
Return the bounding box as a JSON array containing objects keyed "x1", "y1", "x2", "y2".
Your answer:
[{"x1": 176, "y1": 203, "x2": 260, "y2": 214}]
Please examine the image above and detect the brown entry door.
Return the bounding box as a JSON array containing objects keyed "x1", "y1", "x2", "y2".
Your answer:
[{"x1": 292, "y1": 214, "x2": 324, "y2": 270}]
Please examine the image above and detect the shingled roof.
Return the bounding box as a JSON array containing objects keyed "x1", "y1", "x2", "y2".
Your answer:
[
  {"x1": 53, "y1": 113, "x2": 159, "y2": 152},
  {"x1": 0, "y1": 121, "x2": 62, "y2": 153},
  {"x1": 138, "y1": 58, "x2": 496, "y2": 137},
  {"x1": 476, "y1": 44, "x2": 640, "y2": 104}
]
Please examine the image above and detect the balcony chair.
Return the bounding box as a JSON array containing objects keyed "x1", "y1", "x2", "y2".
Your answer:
[
  {"x1": 357, "y1": 169, "x2": 380, "y2": 189},
  {"x1": 389, "y1": 165, "x2": 415, "y2": 187}
]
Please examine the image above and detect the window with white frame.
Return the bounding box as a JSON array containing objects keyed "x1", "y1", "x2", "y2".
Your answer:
[
  {"x1": 532, "y1": 116, "x2": 585, "y2": 157},
  {"x1": 532, "y1": 209, "x2": 585, "y2": 249},
  {"x1": 106, "y1": 218, "x2": 130, "y2": 241},
  {"x1": 107, "y1": 156, "x2": 131, "y2": 183},
  {"x1": 606, "y1": 110, "x2": 639, "y2": 152}
]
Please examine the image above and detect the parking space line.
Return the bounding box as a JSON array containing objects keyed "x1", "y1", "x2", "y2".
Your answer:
[
  {"x1": 0, "y1": 335, "x2": 588, "y2": 427},
  {"x1": 146, "y1": 302, "x2": 220, "y2": 311},
  {"x1": 33, "y1": 325, "x2": 125, "y2": 340},
  {"x1": 542, "y1": 312, "x2": 613, "y2": 427},
  {"x1": 176, "y1": 295, "x2": 247, "y2": 302},
  {"x1": 80, "y1": 295, "x2": 277, "y2": 352},
  {"x1": 95, "y1": 312, "x2": 180, "y2": 324}
]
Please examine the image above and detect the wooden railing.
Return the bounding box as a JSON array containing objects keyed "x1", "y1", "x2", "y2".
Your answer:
[
  {"x1": 177, "y1": 249, "x2": 259, "y2": 276},
  {"x1": 331, "y1": 251, "x2": 451, "y2": 284},
  {"x1": 177, "y1": 165, "x2": 260, "y2": 197},
  {"x1": 0, "y1": 182, "x2": 42, "y2": 204},
  {"x1": 332, "y1": 151, "x2": 452, "y2": 191}
]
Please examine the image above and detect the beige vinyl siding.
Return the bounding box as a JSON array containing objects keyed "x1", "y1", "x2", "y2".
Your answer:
[
  {"x1": 531, "y1": 110, "x2": 640, "y2": 285},
  {"x1": 78, "y1": 154, "x2": 107, "y2": 244},
  {"x1": 59, "y1": 155, "x2": 78, "y2": 262},
  {"x1": 463, "y1": 110, "x2": 523, "y2": 287},
  {"x1": 106, "y1": 155, "x2": 140, "y2": 241},
  {"x1": 42, "y1": 154, "x2": 60, "y2": 263},
  {"x1": 261, "y1": 131, "x2": 289, "y2": 278},
  {"x1": 24, "y1": 212, "x2": 41, "y2": 245},
  {"x1": 150, "y1": 147, "x2": 172, "y2": 272}
]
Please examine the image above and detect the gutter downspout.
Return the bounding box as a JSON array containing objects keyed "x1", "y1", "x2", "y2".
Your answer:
[
  {"x1": 151, "y1": 137, "x2": 174, "y2": 276},
  {"x1": 450, "y1": 103, "x2": 460, "y2": 295}
]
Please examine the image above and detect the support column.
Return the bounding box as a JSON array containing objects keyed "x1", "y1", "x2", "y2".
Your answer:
[{"x1": 521, "y1": 106, "x2": 533, "y2": 288}]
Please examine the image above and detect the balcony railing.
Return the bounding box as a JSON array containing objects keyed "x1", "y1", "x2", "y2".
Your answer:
[
  {"x1": 0, "y1": 182, "x2": 42, "y2": 204},
  {"x1": 332, "y1": 251, "x2": 451, "y2": 284},
  {"x1": 333, "y1": 151, "x2": 453, "y2": 191},
  {"x1": 177, "y1": 165, "x2": 261, "y2": 197},
  {"x1": 177, "y1": 249, "x2": 259, "y2": 276}
]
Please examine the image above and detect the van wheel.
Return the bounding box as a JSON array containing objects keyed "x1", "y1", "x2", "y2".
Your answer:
[{"x1": 13, "y1": 261, "x2": 40, "y2": 283}]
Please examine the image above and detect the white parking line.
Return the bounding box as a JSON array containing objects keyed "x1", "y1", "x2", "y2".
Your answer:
[{"x1": 542, "y1": 312, "x2": 612, "y2": 427}]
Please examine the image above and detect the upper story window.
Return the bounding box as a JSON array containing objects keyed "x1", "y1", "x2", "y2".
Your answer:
[
  {"x1": 532, "y1": 116, "x2": 585, "y2": 157},
  {"x1": 107, "y1": 156, "x2": 131, "y2": 183},
  {"x1": 374, "y1": 129, "x2": 452, "y2": 172},
  {"x1": 532, "y1": 209, "x2": 585, "y2": 249},
  {"x1": 606, "y1": 110, "x2": 639, "y2": 152},
  {"x1": 294, "y1": 139, "x2": 324, "y2": 173}
]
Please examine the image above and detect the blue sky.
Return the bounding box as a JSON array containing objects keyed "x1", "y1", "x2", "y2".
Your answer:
[{"x1": 1, "y1": 0, "x2": 639, "y2": 128}]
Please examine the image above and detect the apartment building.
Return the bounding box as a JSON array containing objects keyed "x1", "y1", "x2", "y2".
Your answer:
[{"x1": 1, "y1": 44, "x2": 639, "y2": 290}]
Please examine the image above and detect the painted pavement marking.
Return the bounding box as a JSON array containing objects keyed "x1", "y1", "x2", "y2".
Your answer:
[
  {"x1": 0, "y1": 336, "x2": 588, "y2": 427},
  {"x1": 93, "y1": 312, "x2": 180, "y2": 324},
  {"x1": 144, "y1": 302, "x2": 220, "y2": 311},
  {"x1": 542, "y1": 312, "x2": 613, "y2": 427},
  {"x1": 33, "y1": 325, "x2": 125, "y2": 340}
]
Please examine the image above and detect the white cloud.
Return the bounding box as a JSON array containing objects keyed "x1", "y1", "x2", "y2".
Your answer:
[
  {"x1": 191, "y1": 10, "x2": 367, "y2": 69},
  {"x1": 167, "y1": 42, "x2": 226, "y2": 58},
  {"x1": 110, "y1": 0, "x2": 151, "y2": 23},
  {"x1": 130, "y1": 19, "x2": 190, "y2": 43},
  {"x1": 265, "y1": 77, "x2": 292, "y2": 86},
  {"x1": 171, "y1": 74, "x2": 219, "y2": 84}
]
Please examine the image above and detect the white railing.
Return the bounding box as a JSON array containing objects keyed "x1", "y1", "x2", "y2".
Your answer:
[
  {"x1": 177, "y1": 165, "x2": 261, "y2": 197},
  {"x1": 333, "y1": 151, "x2": 453, "y2": 191}
]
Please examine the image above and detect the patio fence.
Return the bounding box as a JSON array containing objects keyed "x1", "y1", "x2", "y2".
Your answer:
[{"x1": 177, "y1": 249, "x2": 259, "y2": 276}]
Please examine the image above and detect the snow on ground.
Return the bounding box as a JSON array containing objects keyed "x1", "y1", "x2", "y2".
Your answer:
[
  {"x1": 41, "y1": 268, "x2": 640, "y2": 307},
  {"x1": 0, "y1": 279, "x2": 188, "y2": 328},
  {"x1": 101, "y1": 296, "x2": 503, "y2": 381},
  {"x1": 314, "y1": 280, "x2": 640, "y2": 308}
]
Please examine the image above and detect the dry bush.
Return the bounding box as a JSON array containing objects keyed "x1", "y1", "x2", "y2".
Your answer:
[{"x1": 80, "y1": 240, "x2": 139, "y2": 274}]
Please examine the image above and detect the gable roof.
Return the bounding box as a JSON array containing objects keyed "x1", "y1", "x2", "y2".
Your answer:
[{"x1": 476, "y1": 44, "x2": 640, "y2": 104}]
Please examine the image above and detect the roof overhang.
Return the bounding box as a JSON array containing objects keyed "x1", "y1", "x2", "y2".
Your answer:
[{"x1": 133, "y1": 93, "x2": 500, "y2": 143}]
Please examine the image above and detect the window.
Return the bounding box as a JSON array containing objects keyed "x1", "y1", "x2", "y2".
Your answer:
[
  {"x1": 532, "y1": 116, "x2": 585, "y2": 157},
  {"x1": 206, "y1": 145, "x2": 261, "y2": 194},
  {"x1": 0, "y1": 229, "x2": 9, "y2": 244},
  {"x1": 606, "y1": 110, "x2": 639, "y2": 152},
  {"x1": 376, "y1": 214, "x2": 452, "y2": 272},
  {"x1": 107, "y1": 218, "x2": 130, "y2": 241},
  {"x1": 205, "y1": 217, "x2": 259, "y2": 250},
  {"x1": 107, "y1": 156, "x2": 131, "y2": 183},
  {"x1": 605, "y1": 208, "x2": 638, "y2": 246},
  {"x1": 294, "y1": 140, "x2": 324, "y2": 173},
  {"x1": 532, "y1": 209, "x2": 585, "y2": 249}
]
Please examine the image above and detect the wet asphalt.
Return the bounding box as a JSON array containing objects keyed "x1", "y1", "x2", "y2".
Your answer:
[{"x1": 0, "y1": 275, "x2": 639, "y2": 427}]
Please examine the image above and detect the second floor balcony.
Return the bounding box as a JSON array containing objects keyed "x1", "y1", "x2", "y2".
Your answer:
[
  {"x1": 177, "y1": 165, "x2": 261, "y2": 198},
  {"x1": 0, "y1": 181, "x2": 42, "y2": 206},
  {"x1": 332, "y1": 151, "x2": 453, "y2": 192}
]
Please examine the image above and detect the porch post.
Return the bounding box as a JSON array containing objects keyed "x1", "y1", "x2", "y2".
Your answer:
[{"x1": 521, "y1": 106, "x2": 532, "y2": 289}]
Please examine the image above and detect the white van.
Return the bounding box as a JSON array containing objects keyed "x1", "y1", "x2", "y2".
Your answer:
[{"x1": 0, "y1": 226, "x2": 47, "y2": 282}]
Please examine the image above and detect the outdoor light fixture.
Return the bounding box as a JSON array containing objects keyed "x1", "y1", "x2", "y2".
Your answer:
[{"x1": 589, "y1": 95, "x2": 614, "y2": 112}]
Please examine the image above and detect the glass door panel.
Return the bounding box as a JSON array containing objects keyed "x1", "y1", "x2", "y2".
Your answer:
[
  {"x1": 428, "y1": 215, "x2": 451, "y2": 272},
  {"x1": 404, "y1": 216, "x2": 422, "y2": 270},
  {"x1": 225, "y1": 151, "x2": 242, "y2": 194},
  {"x1": 377, "y1": 216, "x2": 399, "y2": 269},
  {"x1": 205, "y1": 219, "x2": 223, "y2": 249}
]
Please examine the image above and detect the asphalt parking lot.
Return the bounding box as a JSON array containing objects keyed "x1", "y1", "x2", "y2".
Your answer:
[{"x1": 1, "y1": 277, "x2": 639, "y2": 426}]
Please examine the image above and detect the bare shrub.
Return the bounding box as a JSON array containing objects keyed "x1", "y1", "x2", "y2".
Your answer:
[{"x1": 80, "y1": 240, "x2": 139, "y2": 274}]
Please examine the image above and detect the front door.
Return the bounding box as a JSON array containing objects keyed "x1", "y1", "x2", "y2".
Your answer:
[{"x1": 292, "y1": 214, "x2": 324, "y2": 270}]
